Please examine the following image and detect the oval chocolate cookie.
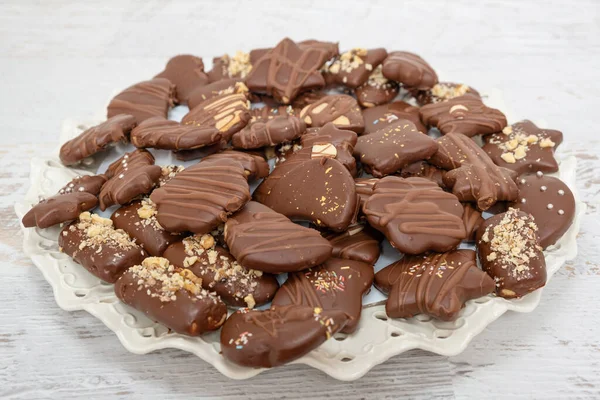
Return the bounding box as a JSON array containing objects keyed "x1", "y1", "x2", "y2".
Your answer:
[
  {"x1": 220, "y1": 305, "x2": 348, "y2": 368},
  {"x1": 364, "y1": 176, "x2": 466, "y2": 254},
  {"x1": 510, "y1": 173, "x2": 575, "y2": 248}
]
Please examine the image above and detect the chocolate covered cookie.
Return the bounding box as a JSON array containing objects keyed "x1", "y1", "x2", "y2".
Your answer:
[
  {"x1": 364, "y1": 177, "x2": 466, "y2": 254},
  {"x1": 299, "y1": 94, "x2": 365, "y2": 134},
  {"x1": 59, "y1": 212, "x2": 147, "y2": 283},
  {"x1": 182, "y1": 93, "x2": 251, "y2": 142},
  {"x1": 353, "y1": 120, "x2": 437, "y2": 177},
  {"x1": 115, "y1": 257, "x2": 227, "y2": 336},
  {"x1": 510, "y1": 173, "x2": 575, "y2": 248},
  {"x1": 207, "y1": 51, "x2": 257, "y2": 82},
  {"x1": 220, "y1": 305, "x2": 348, "y2": 368},
  {"x1": 381, "y1": 51, "x2": 438, "y2": 90},
  {"x1": 326, "y1": 48, "x2": 387, "y2": 88},
  {"x1": 99, "y1": 149, "x2": 162, "y2": 210},
  {"x1": 398, "y1": 161, "x2": 447, "y2": 189},
  {"x1": 361, "y1": 100, "x2": 426, "y2": 135},
  {"x1": 224, "y1": 201, "x2": 333, "y2": 273},
  {"x1": 59, "y1": 114, "x2": 137, "y2": 165},
  {"x1": 354, "y1": 65, "x2": 399, "y2": 108},
  {"x1": 111, "y1": 198, "x2": 181, "y2": 257},
  {"x1": 107, "y1": 78, "x2": 175, "y2": 124},
  {"x1": 154, "y1": 54, "x2": 209, "y2": 104},
  {"x1": 187, "y1": 79, "x2": 248, "y2": 110},
  {"x1": 374, "y1": 250, "x2": 495, "y2": 320},
  {"x1": 272, "y1": 257, "x2": 374, "y2": 333},
  {"x1": 420, "y1": 95, "x2": 507, "y2": 137},
  {"x1": 22, "y1": 174, "x2": 107, "y2": 229},
  {"x1": 150, "y1": 158, "x2": 250, "y2": 234},
  {"x1": 411, "y1": 82, "x2": 480, "y2": 106},
  {"x1": 324, "y1": 224, "x2": 382, "y2": 265},
  {"x1": 22, "y1": 192, "x2": 98, "y2": 229},
  {"x1": 131, "y1": 117, "x2": 222, "y2": 150},
  {"x1": 482, "y1": 120, "x2": 563, "y2": 175},
  {"x1": 254, "y1": 157, "x2": 359, "y2": 232},
  {"x1": 430, "y1": 133, "x2": 518, "y2": 210},
  {"x1": 232, "y1": 115, "x2": 306, "y2": 149},
  {"x1": 202, "y1": 149, "x2": 270, "y2": 181},
  {"x1": 163, "y1": 233, "x2": 279, "y2": 308},
  {"x1": 476, "y1": 208, "x2": 547, "y2": 299},
  {"x1": 245, "y1": 38, "x2": 329, "y2": 104}
]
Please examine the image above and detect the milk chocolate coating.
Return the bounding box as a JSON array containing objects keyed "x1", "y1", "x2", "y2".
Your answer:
[
  {"x1": 254, "y1": 157, "x2": 359, "y2": 232},
  {"x1": 301, "y1": 123, "x2": 358, "y2": 148},
  {"x1": 59, "y1": 215, "x2": 147, "y2": 283},
  {"x1": 364, "y1": 177, "x2": 466, "y2": 254},
  {"x1": 130, "y1": 117, "x2": 222, "y2": 150},
  {"x1": 202, "y1": 149, "x2": 270, "y2": 181},
  {"x1": 107, "y1": 78, "x2": 175, "y2": 124},
  {"x1": 381, "y1": 51, "x2": 438, "y2": 90},
  {"x1": 187, "y1": 79, "x2": 248, "y2": 110},
  {"x1": 324, "y1": 224, "x2": 382, "y2": 265},
  {"x1": 163, "y1": 236, "x2": 279, "y2": 307},
  {"x1": 207, "y1": 50, "x2": 260, "y2": 82},
  {"x1": 173, "y1": 140, "x2": 227, "y2": 161},
  {"x1": 419, "y1": 95, "x2": 507, "y2": 137},
  {"x1": 114, "y1": 258, "x2": 227, "y2": 336},
  {"x1": 182, "y1": 93, "x2": 251, "y2": 142},
  {"x1": 154, "y1": 55, "x2": 209, "y2": 104},
  {"x1": 299, "y1": 94, "x2": 365, "y2": 134},
  {"x1": 99, "y1": 149, "x2": 162, "y2": 210},
  {"x1": 220, "y1": 305, "x2": 348, "y2": 368},
  {"x1": 361, "y1": 100, "x2": 427, "y2": 135},
  {"x1": 291, "y1": 90, "x2": 329, "y2": 110},
  {"x1": 245, "y1": 37, "x2": 328, "y2": 104},
  {"x1": 298, "y1": 39, "x2": 339, "y2": 61},
  {"x1": 374, "y1": 250, "x2": 495, "y2": 320},
  {"x1": 58, "y1": 175, "x2": 107, "y2": 196},
  {"x1": 482, "y1": 120, "x2": 563, "y2": 175},
  {"x1": 429, "y1": 133, "x2": 518, "y2": 210},
  {"x1": 272, "y1": 258, "x2": 374, "y2": 333},
  {"x1": 462, "y1": 203, "x2": 484, "y2": 242},
  {"x1": 353, "y1": 120, "x2": 437, "y2": 177},
  {"x1": 111, "y1": 200, "x2": 181, "y2": 256},
  {"x1": 398, "y1": 161, "x2": 447, "y2": 190},
  {"x1": 326, "y1": 48, "x2": 388, "y2": 89},
  {"x1": 510, "y1": 173, "x2": 575, "y2": 248},
  {"x1": 22, "y1": 192, "x2": 98, "y2": 229},
  {"x1": 224, "y1": 201, "x2": 333, "y2": 273},
  {"x1": 59, "y1": 114, "x2": 136, "y2": 165},
  {"x1": 411, "y1": 82, "x2": 480, "y2": 106},
  {"x1": 355, "y1": 65, "x2": 399, "y2": 108},
  {"x1": 150, "y1": 158, "x2": 250, "y2": 234},
  {"x1": 476, "y1": 209, "x2": 547, "y2": 299},
  {"x1": 232, "y1": 115, "x2": 306, "y2": 149},
  {"x1": 354, "y1": 177, "x2": 379, "y2": 211}
]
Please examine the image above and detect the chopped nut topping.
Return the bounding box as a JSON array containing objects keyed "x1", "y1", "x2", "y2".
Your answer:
[
  {"x1": 223, "y1": 51, "x2": 253, "y2": 78},
  {"x1": 135, "y1": 198, "x2": 165, "y2": 231},
  {"x1": 159, "y1": 165, "x2": 185, "y2": 186},
  {"x1": 364, "y1": 65, "x2": 390, "y2": 89},
  {"x1": 539, "y1": 137, "x2": 556, "y2": 148},
  {"x1": 129, "y1": 257, "x2": 208, "y2": 302},
  {"x1": 431, "y1": 83, "x2": 470, "y2": 102},
  {"x1": 328, "y1": 48, "x2": 367, "y2": 75},
  {"x1": 491, "y1": 123, "x2": 557, "y2": 163},
  {"x1": 75, "y1": 212, "x2": 137, "y2": 251},
  {"x1": 481, "y1": 208, "x2": 541, "y2": 281},
  {"x1": 244, "y1": 294, "x2": 256, "y2": 309}
]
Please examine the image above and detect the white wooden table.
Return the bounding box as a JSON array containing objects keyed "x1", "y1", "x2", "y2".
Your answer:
[{"x1": 1, "y1": 1, "x2": 599, "y2": 398}]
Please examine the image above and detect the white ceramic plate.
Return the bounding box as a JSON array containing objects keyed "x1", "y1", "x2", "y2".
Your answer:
[{"x1": 15, "y1": 91, "x2": 585, "y2": 381}]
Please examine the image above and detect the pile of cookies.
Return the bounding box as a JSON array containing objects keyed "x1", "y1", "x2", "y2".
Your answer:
[{"x1": 22, "y1": 37, "x2": 575, "y2": 369}]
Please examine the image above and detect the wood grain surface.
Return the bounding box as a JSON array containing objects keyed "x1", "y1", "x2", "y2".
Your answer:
[{"x1": 1, "y1": 1, "x2": 599, "y2": 399}]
